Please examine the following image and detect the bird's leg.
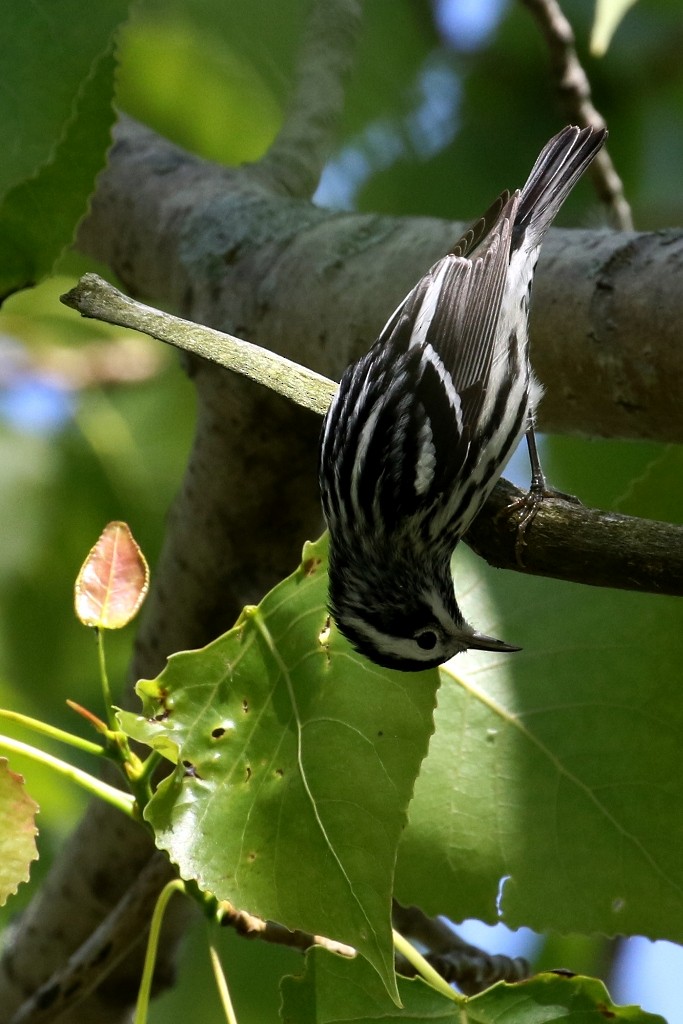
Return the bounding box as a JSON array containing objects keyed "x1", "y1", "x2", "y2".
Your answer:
[{"x1": 506, "y1": 427, "x2": 580, "y2": 564}]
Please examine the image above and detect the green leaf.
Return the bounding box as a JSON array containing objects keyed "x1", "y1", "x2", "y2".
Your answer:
[
  {"x1": 0, "y1": 0, "x2": 132, "y2": 299},
  {"x1": 0, "y1": 0, "x2": 127, "y2": 196},
  {"x1": 0, "y1": 45, "x2": 119, "y2": 299},
  {"x1": 0, "y1": 758, "x2": 39, "y2": 907},
  {"x1": 117, "y1": 12, "x2": 283, "y2": 165},
  {"x1": 591, "y1": 0, "x2": 639, "y2": 56},
  {"x1": 395, "y1": 545, "x2": 683, "y2": 940},
  {"x1": 126, "y1": 536, "x2": 439, "y2": 1003},
  {"x1": 544, "y1": 436, "x2": 683, "y2": 526},
  {"x1": 280, "y1": 947, "x2": 666, "y2": 1023}
]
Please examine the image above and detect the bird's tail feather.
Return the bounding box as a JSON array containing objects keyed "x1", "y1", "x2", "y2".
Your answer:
[{"x1": 514, "y1": 124, "x2": 607, "y2": 249}]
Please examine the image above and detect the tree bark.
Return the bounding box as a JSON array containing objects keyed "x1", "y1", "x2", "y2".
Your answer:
[{"x1": 79, "y1": 119, "x2": 683, "y2": 444}]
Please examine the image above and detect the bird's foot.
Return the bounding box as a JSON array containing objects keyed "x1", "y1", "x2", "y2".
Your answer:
[{"x1": 505, "y1": 483, "x2": 581, "y2": 566}]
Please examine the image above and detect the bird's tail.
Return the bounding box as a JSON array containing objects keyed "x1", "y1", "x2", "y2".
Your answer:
[{"x1": 514, "y1": 125, "x2": 607, "y2": 250}]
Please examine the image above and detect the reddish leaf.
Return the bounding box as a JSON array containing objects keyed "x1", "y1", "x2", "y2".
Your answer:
[
  {"x1": 74, "y1": 521, "x2": 149, "y2": 629},
  {"x1": 0, "y1": 758, "x2": 39, "y2": 907}
]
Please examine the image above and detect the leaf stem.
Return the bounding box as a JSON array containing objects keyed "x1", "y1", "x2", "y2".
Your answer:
[
  {"x1": 95, "y1": 627, "x2": 117, "y2": 729},
  {"x1": 0, "y1": 708, "x2": 105, "y2": 757},
  {"x1": 134, "y1": 879, "x2": 186, "y2": 1024},
  {"x1": 133, "y1": 749, "x2": 162, "y2": 789},
  {"x1": 0, "y1": 733, "x2": 135, "y2": 817},
  {"x1": 392, "y1": 928, "x2": 463, "y2": 1004},
  {"x1": 209, "y1": 943, "x2": 239, "y2": 1024}
]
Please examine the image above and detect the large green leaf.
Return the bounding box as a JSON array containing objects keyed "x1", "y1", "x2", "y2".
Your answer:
[
  {"x1": 0, "y1": 46, "x2": 119, "y2": 299},
  {"x1": 121, "y1": 536, "x2": 439, "y2": 1002},
  {"x1": 0, "y1": 2, "x2": 130, "y2": 298},
  {"x1": 280, "y1": 947, "x2": 665, "y2": 1023},
  {"x1": 395, "y1": 545, "x2": 683, "y2": 939},
  {"x1": 0, "y1": 0, "x2": 128, "y2": 195}
]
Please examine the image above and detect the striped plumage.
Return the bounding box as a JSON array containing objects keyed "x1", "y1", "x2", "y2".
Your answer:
[{"x1": 319, "y1": 125, "x2": 607, "y2": 671}]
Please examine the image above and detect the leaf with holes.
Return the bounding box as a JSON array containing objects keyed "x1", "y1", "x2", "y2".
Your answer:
[{"x1": 122, "y1": 536, "x2": 439, "y2": 1002}]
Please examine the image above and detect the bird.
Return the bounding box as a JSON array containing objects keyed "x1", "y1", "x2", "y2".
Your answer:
[{"x1": 318, "y1": 125, "x2": 607, "y2": 671}]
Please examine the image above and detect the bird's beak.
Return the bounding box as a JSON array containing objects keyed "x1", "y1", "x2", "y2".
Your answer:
[{"x1": 468, "y1": 631, "x2": 522, "y2": 654}]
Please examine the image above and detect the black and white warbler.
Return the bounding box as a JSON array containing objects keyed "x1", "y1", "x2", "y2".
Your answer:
[{"x1": 319, "y1": 125, "x2": 607, "y2": 671}]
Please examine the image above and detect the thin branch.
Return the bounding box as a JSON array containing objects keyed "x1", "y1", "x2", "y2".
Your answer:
[
  {"x1": 519, "y1": 0, "x2": 633, "y2": 229},
  {"x1": 218, "y1": 902, "x2": 356, "y2": 958},
  {"x1": 393, "y1": 903, "x2": 529, "y2": 997},
  {"x1": 62, "y1": 273, "x2": 683, "y2": 599},
  {"x1": 256, "y1": 0, "x2": 363, "y2": 197},
  {"x1": 8, "y1": 853, "x2": 174, "y2": 1024},
  {"x1": 465, "y1": 477, "x2": 683, "y2": 597},
  {"x1": 60, "y1": 274, "x2": 336, "y2": 416}
]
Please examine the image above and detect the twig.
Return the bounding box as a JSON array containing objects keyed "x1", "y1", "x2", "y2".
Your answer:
[
  {"x1": 519, "y1": 0, "x2": 633, "y2": 229},
  {"x1": 393, "y1": 903, "x2": 529, "y2": 996},
  {"x1": 218, "y1": 902, "x2": 356, "y2": 958},
  {"x1": 62, "y1": 273, "x2": 683, "y2": 598},
  {"x1": 9, "y1": 853, "x2": 174, "y2": 1024},
  {"x1": 256, "y1": 0, "x2": 363, "y2": 198},
  {"x1": 60, "y1": 274, "x2": 336, "y2": 416},
  {"x1": 466, "y1": 476, "x2": 683, "y2": 596}
]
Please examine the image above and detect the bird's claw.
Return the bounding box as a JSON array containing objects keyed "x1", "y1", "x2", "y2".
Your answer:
[{"x1": 505, "y1": 485, "x2": 581, "y2": 566}]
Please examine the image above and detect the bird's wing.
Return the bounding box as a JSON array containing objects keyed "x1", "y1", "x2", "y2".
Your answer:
[{"x1": 380, "y1": 191, "x2": 519, "y2": 436}]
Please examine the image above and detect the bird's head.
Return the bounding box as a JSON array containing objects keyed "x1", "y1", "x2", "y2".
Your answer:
[{"x1": 326, "y1": 532, "x2": 520, "y2": 672}]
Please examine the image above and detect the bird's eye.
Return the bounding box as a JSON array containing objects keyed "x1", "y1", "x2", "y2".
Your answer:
[{"x1": 415, "y1": 630, "x2": 438, "y2": 651}]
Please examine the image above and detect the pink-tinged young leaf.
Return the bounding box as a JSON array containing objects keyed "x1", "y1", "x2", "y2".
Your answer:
[
  {"x1": 0, "y1": 758, "x2": 39, "y2": 907},
  {"x1": 74, "y1": 521, "x2": 149, "y2": 629}
]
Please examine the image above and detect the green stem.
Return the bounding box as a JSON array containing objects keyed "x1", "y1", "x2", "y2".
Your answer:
[
  {"x1": 95, "y1": 628, "x2": 117, "y2": 729},
  {"x1": 0, "y1": 708, "x2": 105, "y2": 757},
  {"x1": 209, "y1": 943, "x2": 239, "y2": 1024},
  {"x1": 0, "y1": 733, "x2": 135, "y2": 817},
  {"x1": 134, "y1": 880, "x2": 186, "y2": 1024},
  {"x1": 392, "y1": 928, "x2": 463, "y2": 1004},
  {"x1": 134, "y1": 749, "x2": 162, "y2": 786}
]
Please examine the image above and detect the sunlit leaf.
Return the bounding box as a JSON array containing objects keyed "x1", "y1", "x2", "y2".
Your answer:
[
  {"x1": 281, "y1": 947, "x2": 666, "y2": 1023},
  {"x1": 395, "y1": 546, "x2": 683, "y2": 942},
  {"x1": 74, "y1": 521, "x2": 149, "y2": 629},
  {"x1": 121, "y1": 536, "x2": 439, "y2": 1003},
  {"x1": 591, "y1": 0, "x2": 639, "y2": 56},
  {"x1": 0, "y1": 758, "x2": 39, "y2": 907}
]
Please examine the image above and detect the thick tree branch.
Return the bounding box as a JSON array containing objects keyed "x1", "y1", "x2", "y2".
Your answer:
[
  {"x1": 62, "y1": 273, "x2": 683, "y2": 598},
  {"x1": 8, "y1": 854, "x2": 175, "y2": 1024},
  {"x1": 0, "y1": 801, "x2": 193, "y2": 1024},
  {"x1": 519, "y1": 0, "x2": 633, "y2": 229},
  {"x1": 77, "y1": 119, "x2": 683, "y2": 444},
  {"x1": 256, "y1": 0, "x2": 362, "y2": 197}
]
